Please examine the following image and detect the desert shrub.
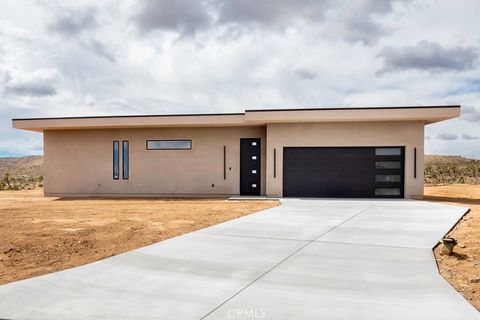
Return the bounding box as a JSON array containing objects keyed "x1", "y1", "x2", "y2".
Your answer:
[
  {"x1": 0, "y1": 172, "x2": 44, "y2": 190},
  {"x1": 425, "y1": 157, "x2": 480, "y2": 184}
]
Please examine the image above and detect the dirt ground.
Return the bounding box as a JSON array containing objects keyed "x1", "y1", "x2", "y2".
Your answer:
[
  {"x1": 1, "y1": 186, "x2": 479, "y2": 310},
  {"x1": 425, "y1": 184, "x2": 480, "y2": 310},
  {"x1": 0, "y1": 189, "x2": 277, "y2": 285}
]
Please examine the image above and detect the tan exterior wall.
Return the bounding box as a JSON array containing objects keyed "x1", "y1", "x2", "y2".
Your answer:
[
  {"x1": 44, "y1": 126, "x2": 266, "y2": 196},
  {"x1": 265, "y1": 121, "x2": 424, "y2": 198},
  {"x1": 43, "y1": 121, "x2": 425, "y2": 198}
]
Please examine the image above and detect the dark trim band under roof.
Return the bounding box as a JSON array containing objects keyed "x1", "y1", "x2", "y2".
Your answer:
[
  {"x1": 245, "y1": 105, "x2": 460, "y2": 112},
  {"x1": 12, "y1": 105, "x2": 460, "y2": 121}
]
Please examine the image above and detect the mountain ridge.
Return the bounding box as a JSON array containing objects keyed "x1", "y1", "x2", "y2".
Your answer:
[{"x1": 0, "y1": 154, "x2": 478, "y2": 189}]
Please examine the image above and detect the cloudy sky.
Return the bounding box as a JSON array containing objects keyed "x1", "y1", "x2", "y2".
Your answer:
[{"x1": 1, "y1": 0, "x2": 479, "y2": 157}]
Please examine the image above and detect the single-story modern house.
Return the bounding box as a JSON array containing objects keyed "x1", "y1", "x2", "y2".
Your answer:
[{"x1": 12, "y1": 105, "x2": 460, "y2": 199}]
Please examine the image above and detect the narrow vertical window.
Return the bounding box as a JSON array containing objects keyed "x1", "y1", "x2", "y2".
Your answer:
[
  {"x1": 122, "y1": 141, "x2": 129, "y2": 180},
  {"x1": 113, "y1": 141, "x2": 119, "y2": 180}
]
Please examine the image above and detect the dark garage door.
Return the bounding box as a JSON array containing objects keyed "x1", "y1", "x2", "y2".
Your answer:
[{"x1": 283, "y1": 147, "x2": 404, "y2": 198}]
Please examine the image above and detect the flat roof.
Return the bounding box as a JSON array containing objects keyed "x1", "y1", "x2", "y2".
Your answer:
[
  {"x1": 12, "y1": 105, "x2": 461, "y2": 132},
  {"x1": 244, "y1": 105, "x2": 459, "y2": 112}
]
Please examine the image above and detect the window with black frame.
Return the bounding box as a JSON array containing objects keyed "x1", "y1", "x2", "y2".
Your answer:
[
  {"x1": 122, "y1": 141, "x2": 129, "y2": 180},
  {"x1": 146, "y1": 140, "x2": 192, "y2": 150},
  {"x1": 113, "y1": 141, "x2": 119, "y2": 180},
  {"x1": 374, "y1": 147, "x2": 404, "y2": 197}
]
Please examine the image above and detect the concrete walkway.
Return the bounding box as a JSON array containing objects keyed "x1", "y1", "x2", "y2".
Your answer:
[{"x1": 0, "y1": 199, "x2": 478, "y2": 319}]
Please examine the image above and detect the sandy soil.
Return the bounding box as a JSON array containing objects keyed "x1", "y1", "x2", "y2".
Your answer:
[
  {"x1": 1, "y1": 186, "x2": 478, "y2": 310},
  {"x1": 0, "y1": 189, "x2": 277, "y2": 285},
  {"x1": 425, "y1": 184, "x2": 480, "y2": 310}
]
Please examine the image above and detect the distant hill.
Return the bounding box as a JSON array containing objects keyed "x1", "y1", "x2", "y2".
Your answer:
[
  {"x1": 425, "y1": 155, "x2": 480, "y2": 185},
  {"x1": 0, "y1": 156, "x2": 43, "y2": 190},
  {"x1": 0, "y1": 154, "x2": 478, "y2": 190}
]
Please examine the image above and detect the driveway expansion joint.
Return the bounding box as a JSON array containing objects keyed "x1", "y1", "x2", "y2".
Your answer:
[
  {"x1": 200, "y1": 206, "x2": 372, "y2": 319},
  {"x1": 198, "y1": 232, "x2": 309, "y2": 243}
]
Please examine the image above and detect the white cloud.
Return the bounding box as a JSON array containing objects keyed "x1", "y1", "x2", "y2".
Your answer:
[
  {"x1": 3, "y1": 66, "x2": 60, "y2": 96},
  {"x1": 435, "y1": 133, "x2": 458, "y2": 141},
  {"x1": 0, "y1": 0, "x2": 479, "y2": 158},
  {"x1": 133, "y1": 0, "x2": 412, "y2": 45},
  {"x1": 462, "y1": 133, "x2": 479, "y2": 140},
  {"x1": 461, "y1": 105, "x2": 480, "y2": 122},
  {"x1": 294, "y1": 68, "x2": 317, "y2": 80},
  {"x1": 376, "y1": 40, "x2": 479, "y2": 74}
]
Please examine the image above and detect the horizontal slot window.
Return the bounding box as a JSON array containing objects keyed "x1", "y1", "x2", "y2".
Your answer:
[
  {"x1": 375, "y1": 148, "x2": 402, "y2": 156},
  {"x1": 147, "y1": 140, "x2": 191, "y2": 150},
  {"x1": 375, "y1": 188, "x2": 401, "y2": 196},
  {"x1": 375, "y1": 161, "x2": 401, "y2": 169},
  {"x1": 375, "y1": 174, "x2": 401, "y2": 183}
]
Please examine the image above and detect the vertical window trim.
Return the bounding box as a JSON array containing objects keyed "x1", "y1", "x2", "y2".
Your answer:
[
  {"x1": 122, "y1": 140, "x2": 129, "y2": 180},
  {"x1": 414, "y1": 147, "x2": 417, "y2": 179},
  {"x1": 113, "y1": 141, "x2": 119, "y2": 180},
  {"x1": 273, "y1": 148, "x2": 277, "y2": 178},
  {"x1": 223, "y1": 145, "x2": 226, "y2": 180}
]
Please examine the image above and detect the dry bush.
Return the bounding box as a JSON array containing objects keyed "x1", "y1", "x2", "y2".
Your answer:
[{"x1": 425, "y1": 155, "x2": 480, "y2": 185}]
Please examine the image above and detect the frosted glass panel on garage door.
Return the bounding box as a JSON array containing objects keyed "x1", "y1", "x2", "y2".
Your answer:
[{"x1": 375, "y1": 147, "x2": 402, "y2": 156}]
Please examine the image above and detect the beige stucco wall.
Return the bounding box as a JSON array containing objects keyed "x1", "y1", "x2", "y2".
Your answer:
[
  {"x1": 44, "y1": 126, "x2": 266, "y2": 196},
  {"x1": 43, "y1": 121, "x2": 425, "y2": 198},
  {"x1": 265, "y1": 121, "x2": 425, "y2": 198}
]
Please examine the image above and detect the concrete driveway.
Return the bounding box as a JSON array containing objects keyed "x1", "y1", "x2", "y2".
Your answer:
[{"x1": 0, "y1": 199, "x2": 478, "y2": 320}]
